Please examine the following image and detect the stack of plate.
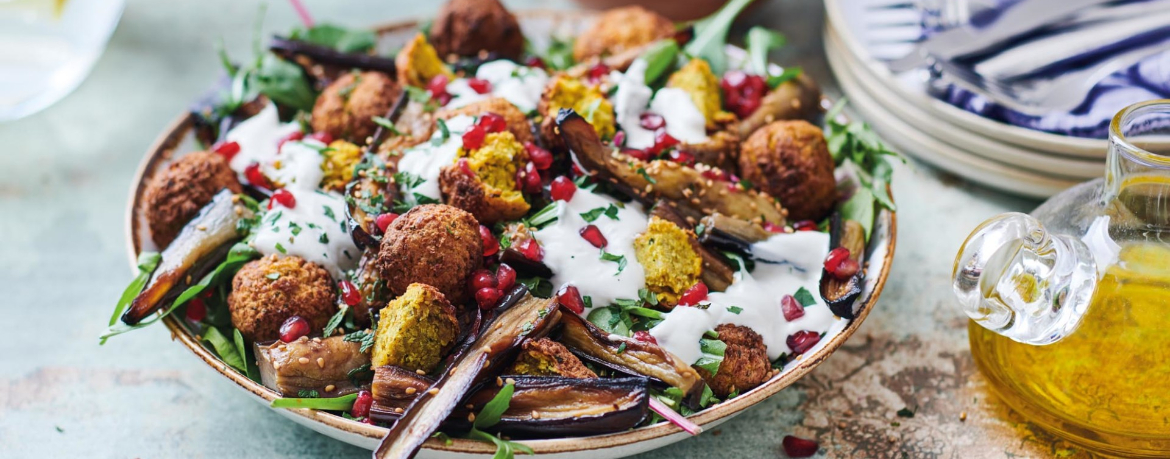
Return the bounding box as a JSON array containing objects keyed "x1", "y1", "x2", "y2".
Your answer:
[{"x1": 823, "y1": 0, "x2": 1109, "y2": 198}]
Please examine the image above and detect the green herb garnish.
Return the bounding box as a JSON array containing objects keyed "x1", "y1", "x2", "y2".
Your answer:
[
  {"x1": 343, "y1": 330, "x2": 376, "y2": 353},
  {"x1": 271, "y1": 392, "x2": 358, "y2": 410},
  {"x1": 463, "y1": 382, "x2": 534, "y2": 459},
  {"x1": 322, "y1": 305, "x2": 348, "y2": 337},
  {"x1": 793, "y1": 287, "x2": 816, "y2": 307}
]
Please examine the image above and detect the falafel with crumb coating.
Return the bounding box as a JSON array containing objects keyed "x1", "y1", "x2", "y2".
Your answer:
[
  {"x1": 701, "y1": 324, "x2": 770, "y2": 397},
  {"x1": 228, "y1": 255, "x2": 338, "y2": 342},
  {"x1": 572, "y1": 6, "x2": 675, "y2": 62},
  {"x1": 396, "y1": 33, "x2": 455, "y2": 88},
  {"x1": 738, "y1": 120, "x2": 837, "y2": 222},
  {"x1": 439, "y1": 131, "x2": 531, "y2": 224},
  {"x1": 507, "y1": 338, "x2": 597, "y2": 378},
  {"x1": 143, "y1": 151, "x2": 243, "y2": 248},
  {"x1": 634, "y1": 217, "x2": 703, "y2": 306},
  {"x1": 311, "y1": 71, "x2": 400, "y2": 144},
  {"x1": 436, "y1": 98, "x2": 534, "y2": 145},
  {"x1": 373, "y1": 204, "x2": 483, "y2": 305},
  {"x1": 537, "y1": 75, "x2": 615, "y2": 149},
  {"x1": 429, "y1": 0, "x2": 525, "y2": 60},
  {"x1": 371, "y1": 283, "x2": 460, "y2": 372}
]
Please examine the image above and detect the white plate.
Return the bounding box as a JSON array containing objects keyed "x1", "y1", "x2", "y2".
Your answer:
[
  {"x1": 826, "y1": 30, "x2": 1082, "y2": 198},
  {"x1": 823, "y1": 0, "x2": 1109, "y2": 159},
  {"x1": 824, "y1": 27, "x2": 1104, "y2": 181}
]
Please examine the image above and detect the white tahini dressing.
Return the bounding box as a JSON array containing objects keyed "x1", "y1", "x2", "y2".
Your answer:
[
  {"x1": 223, "y1": 102, "x2": 302, "y2": 173},
  {"x1": 649, "y1": 230, "x2": 838, "y2": 363},
  {"x1": 396, "y1": 115, "x2": 475, "y2": 201},
  {"x1": 610, "y1": 59, "x2": 709, "y2": 149},
  {"x1": 445, "y1": 60, "x2": 549, "y2": 113},
  {"x1": 532, "y1": 187, "x2": 648, "y2": 308}
]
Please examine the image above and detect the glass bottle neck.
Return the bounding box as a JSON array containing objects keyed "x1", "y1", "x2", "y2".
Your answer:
[{"x1": 1103, "y1": 100, "x2": 1170, "y2": 229}]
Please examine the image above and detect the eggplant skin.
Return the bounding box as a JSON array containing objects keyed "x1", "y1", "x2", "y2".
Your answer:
[
  {"x1": 371, "y1": 365, "x2": 435, "y2": 412},
  {"x1": 821, "y1": 216, "x2": 866, "y2": 319},
  {"x1": 558, "y1": 313, "x2": 703, "y2": 397},
  {"x1": 447, "y1": 376, "x2": 650, "y2": 438},
  {"x1": 254, "y1": 335, "x2": 371, "y2": 397}
]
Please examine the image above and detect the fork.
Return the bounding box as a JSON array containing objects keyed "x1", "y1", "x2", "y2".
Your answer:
[{"x1": 930, "y1": 44, "x2": 1168, "y2": 115}]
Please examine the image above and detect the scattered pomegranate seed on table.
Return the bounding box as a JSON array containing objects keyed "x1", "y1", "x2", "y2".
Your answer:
[
  {"x1": 780, "y1": 295, "x2": 804, "y2": 321},
  {"x1": 579, "y1": 224, "x2": 607, "y2": 248},
  {"x1": 781, "y1": 435, "x2": 819, "y2": 457},
  {"x1": 495, "y1": 264, "x2": 516, "y2": 291},
  {"x1": 479, "y1": 225, "x2": 499, "y2": 257},
  {"x1": 212, "y1": 141, "x2": 240, "y2": 162},
  {"x1": 279, "y1": 315, "x2": 311, "y2": 343},
  {"x1": 475, "y1": 286, "x2": 502, "y2": 310},
  {"x1": 338, "y1": 280, "x2": 361, "y2": 306},
  {"x1": 678, "y1": 282, "x2": 708, "y2": 306},
  {"x1": 270, "y1": 189, "x2": 296, "y2": 209},
  {"x1": 351, "y1": 390, "x2": 373, "y2": 418},
  {"x1": 467, "y1": 78, "x2": 492, "y2": 94},
  {"x1": 556, "y1": 285, "x2": 586, "y2": 314},
  {"x1": 786, "y1": 330, "x2": 821, "y2": 354},
  {"x1": 550, "y1": 176, "x2": 576, "y2": 201},
  {"x1": 375, "y1": 213, "x2": 398, "y2": 233},
  {"x1": 525, "y1": 142, "x2": 553, "y2": 170}
]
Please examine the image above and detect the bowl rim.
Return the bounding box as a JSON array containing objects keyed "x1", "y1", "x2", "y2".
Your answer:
[{"x1": 122, "y1": 9, "x2": 898, "y2": 455}]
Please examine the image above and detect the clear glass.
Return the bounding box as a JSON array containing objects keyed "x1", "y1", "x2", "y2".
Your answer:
[
  {"x1": 954, "y1": 100, "x2": 1170, "y2": 457},
  {"x1": 0, "y1": 0, "x2": 124, "y2": 122}
]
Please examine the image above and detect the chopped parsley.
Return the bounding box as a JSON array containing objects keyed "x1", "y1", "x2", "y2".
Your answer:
[
  {"x1": 616, "y1": 342, "x2": 627, "y2": 354},
  {"x1": 371, "y1": 116, "x2": 402, "y2": 135},
  {"x1": 319, "y1": 233, "x2": 329, "y2": 243},
  {"x1": 637, "y1": 288, "x2": 659, "y2": 306},
  {"x1": 323, "y1": 205, "x2": 336, "y2": 221},
  {"x1": 599, "y1": 251, "x2": 627, "y2": 275},
  {"x1": 274, "y1": 243, "x2": 287, "y2": 254},
  {"x1": 297, "y1": 389, "x2": 320, "y2": 398},
  {"x1": 289, "y1": 222, "x2": 302, "y2": 236},
  {"x1": 793, "y1": 287, "x2": 817, "y2": 307},
  {"x1": 580, "y1": 204, "x2": 621, "y2": 223},
  {"x1": 636, "y1": 167, "x2": 657, "y2": 184},
  {"x1": 432, "y1": 118, "x2": 450, "y2": 146},
  {"x1": 726, "y1": 305, "x2": 743, "y2": 314}
]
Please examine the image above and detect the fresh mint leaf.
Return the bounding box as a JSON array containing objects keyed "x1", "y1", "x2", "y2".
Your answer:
[
  {"x1": 433, "y1": 118, "x2": 450, "y2": 146},
  {"x1": 599, "y1": 251, "x2": 627, "y2": 275},
  {"x1": 824, "y1": 99, "x2": 902, "y2": 212},
  {"x1": 474, "y1": 382, "x2": 514, "y2": 429},
  {"x1": 637, "y1": 288, "x2": 659, "y2": 306},
  {"x1": 684, "y1": 0, "x2": 756, "y2": 74},
  {"x1": 343, "y1": 330, "x2": 376, "y2": 353},
  {"x1": 322, "y1": 305, "x2": 348, "y2": 337},
  {"x1": 253, "y1": 53, "x2": 317, "y2": 112},
  {"x1": 202, "y1": 326, "x2": 247, "y2": 374},
  {"x1": 638, "y1": 39, "x2": 680, "y2": 85},
  {"x1": 636, "y1": 167, "x2": 657, "y2": 184}
]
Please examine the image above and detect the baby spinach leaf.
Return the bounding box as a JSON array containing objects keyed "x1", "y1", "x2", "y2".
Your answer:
[
  {"x1": 290, "y1": 23, "x2": 376, "y2": 53},
  {"x1": 107, "y1": 252, "x2": 161, "y2": 328},
  {"x1": 684, "y1": 0, "x2": 756, "y2": 74},
  {"x1": 745, "y1": 26, "x2": 785, "y2": 76},
  {"x1": 202, "y1": 326, "x2": 247, "y2": 374}
]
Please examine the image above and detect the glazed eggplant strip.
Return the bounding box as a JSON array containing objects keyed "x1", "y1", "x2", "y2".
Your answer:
[
  {"x1": 556, "y1": 110, "x2": 787, "y2": 226},
  {"x1": 374, "y1": 294, "x2": 561, "y2": 459},
  {"x1": 270, "y1": 36, "x2": 397, "y2": 76},
  {"x1": 696, "y1": 212, "x2": 772, "y2": 255},
  {"x1": 123, "y1": 190, "x2": 251, "y2": 325},
  {"x1": 821, "y1": 214, "x2": 867, "y2": 319},
  {"x1": 558, "y1": 313, "x2": 703, "y2": 397},
  {"x1": 255, "y1": 335, "x2": 372, "y2": 397}
]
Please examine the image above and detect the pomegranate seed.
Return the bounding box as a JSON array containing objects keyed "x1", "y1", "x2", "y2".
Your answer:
[
  {"x1": 623, "y1": 148, "x2": 652, "y2": 162},
  {"x1": 722, "y1": 70, "x2": 748, "y2": 90},
  {"x1": 633, "y1": 330, "x2": 658, "y2": 345},
  {"x1": 351, "y1": 390, "x2": 373, "y2": 418},
  {"x1": 475, "y1": 287, "x2": 503, "y2": 310},
  {"x1": 519, "y1": 162, "x2": 542, "y2": 193},
  {"x1": 375, "y1": 213, "x2": 399, "y2": 233},
  {"x1": 426, "y1": 74, "x2": 450, "y2": 100},
  {"x1": 780, "y1": 295, "x2": 804, "y2": 321},
  {"x1": 782, "y1": 436, "x2": 819, "y2": 458},
  {"x1": 185, "y1": 297, "x2": 207, "y2": 322},
  {"x1": 786, "y1": 331, "x2": 821, "y2": 354},
  {"x1": 496, "y1": 264, "x2": 517, "y2": 291},
  {"x1": 277, "y1": 131, "x2": 305, "y2": 152},
  {"x1": 525, "y1": 142, "x2": 553, "y2": 170},
  {"x1": 824, "y1": 247, "x2": 855, "y2": 279},
  {"x1": 667, "y1": 150, "x2": 695, "y2": 166},
  {"x1": 467, "y1": 77, "x2": 492, "y2": 94},
  {"x1": 244, "y1": 163, "x2": 272, "y2": 190},
  {"x1": 587, "y1": 63, "x2": 609, "y2": 83},
  {"x1": 339, "y1": 280, "x2": 361, "y2": 306},
  {"x1": 578, "y1": 224, "x2": 607, "y2": 248},
  {"x1": 836, "y1": 258, "x2": 860, "y2": 279},
  {"x1": 477, "y1": 112, "x2": 507, "y2": 133},
  {"x1": 307, "y1": 132, "x2": 334, "y2": 145},
  {"x1": 639, "y1": 113, "x2": 665, "y2": 130},
  {"x1": 471, "y1": 269, "x2": 497, "y2": 291},
  {"x1": 678, "y1": 282, "x2": 709, "y2": 306},
  {"x1": 270, "y1": 189, "x2": 296, "y2": 209},
  {"x1": 647, "y1": 130, "x2": 680, "y2": 156},
  {"x1": 525, "y1": 56, "x2": 546, "y2": 70},
  {"x1": 458, "y1": 158, "x2": 475, "y2": 176},
  {"x1": 721, "y1": 71, "x2": 769, "y2": 118},
  {"x1": 556, "y1": 285, "x2": 586, "y2": 314},
  {"x1": 613, "y1": 130, "x2": 626, "y2": 147},
  {"x1": 550, "y1": 176, "x2": 576, "y2": 201},
  {"x1": 792, "y1": 220, "x2": 818, "y2": 231},
  {"x1": 479, "y1": 225, "x2": 499, "y2": 257},
  {"x1": 763, "y1": 222, "x2": 785, "y2": 233},
  {"x1": 701, "y1": 168, "x2": 731, "y2": 182},
  {"x1": 737, "y1": 97, "x2": 762, "y2": 118},
  {"x1": 279, "y1": 315, "x2": 311, "y2": 343},
  {"x1": 212, "y1": 141, "x2": 241, "y2": 162},
  {"x1": 462, "y1": 125, "x2": 486, "y2": 150},
  {"x1": 518, "y1": 238, "x2": 543, "y2": 261}
]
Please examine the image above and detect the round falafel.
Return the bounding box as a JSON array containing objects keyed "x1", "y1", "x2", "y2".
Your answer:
[
  {"x1": 311, "y1": 71, "x2": 401, "y2": 144},
  {"x1": 701, "y1": 324, "x2": 770, "y2": 398},
  {"x1": 436, "y1": 98, "x2": 534, "y2": 145},
  {"x1": 429, "y1": 0, "x2": 525, "y2": 60},
  {"x1": 738, "y1": 120, "x2": 837, "y2": 222},
  {"x1": 228, "y1": 255, "x2": 338, "y2": 342},
  {"x1": 373, "y1": 204, "x2": 483, "y2": 305},
  {"x1": 572, "y1": 6, "x2": 675, "y2": 62},
  {"x1": 143, "y1": 151, "x2": 243, "y2": 248}
]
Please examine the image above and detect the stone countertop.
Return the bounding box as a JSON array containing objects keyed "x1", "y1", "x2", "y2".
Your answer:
[{"x1": 0, "y1": 0, "x2": 1093, "y2": 458}]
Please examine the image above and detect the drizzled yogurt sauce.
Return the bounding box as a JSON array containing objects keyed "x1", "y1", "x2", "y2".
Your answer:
[
  {"x1": 445, "y1": 60, "x2": 549, "y2": 114},
  {"x1": 221, "y1": 102, "x2": 359, "y2": 279},
  {"x1": 611, "y1": 59, "x2": 708, "y2": 149},
  {"x1": 649, "y1": 231, "x2": 837, "y2": 363},
  {"x1": 396, "y1": 115, "x2": 475, "y2": 201},
  {"x1": 532, "y1": 187, "x2": 648, "y2": 308}
]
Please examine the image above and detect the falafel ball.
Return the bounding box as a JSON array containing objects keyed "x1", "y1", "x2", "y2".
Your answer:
[
  {"x1": 311, "y1": 71, "x2": 400, "y2": 144},
  {"x1": 701, "y1": 324, "x2": 770, "y2": 397},
  {"x1": 372, "y1": 283, "x2": 460, "y2": 372},
  {"x1": 429, "y1": 0, "x2": 525, "y2": 60},
  {"x1": 436, "y1": 98, "x2": 534, "y2": 145},
  {"x1": 228, "y1": 255, "x2": 338, "y2": 342},
  {"x1": 738, "y1": 120, "x2": 837, "y2": 221},
  {"x1": 572, "y1": 6, "x2": 675, "y2": 62},
  {"x1": 373, "y1": 204, "x2": 483, "y2": 305},
  {"x1": 143, "y1": 151, "x2": 243, "y2": 248},
  {"x1": 507, "y1": 338, "x2": 597, "y2": 378}
]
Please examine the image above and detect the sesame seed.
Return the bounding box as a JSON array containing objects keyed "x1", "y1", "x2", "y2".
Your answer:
[
  {"x1": 531, "y1": 411, "x2": 540, "y2": 419},
  {"x1": 466, "y1": 404, "x2": 475, "y2": 410},
  {"x1": 298, "y1": 357, "x2": 310, "y2": 364},
  {"x1": 416, "y1": 369, "x2": 426, "y2": 375},
  {"x1": 468, "y1": 413, "x2": 476, "y2": 422},
  {"x1": 196, "y1": 225, "x2": 207, "y2": 231},
  {"x1": 428, "y1": 388, "x2": 439, "y2": 395},
  {"x1": 325, "y1": 385, "x2": 336, "y2": 392},
  {"x1": 395, "y1": 407, "x2": 404, "y2": 414},
  {"x1": 316, "y1": 358, "x2": 325, "y2": 368},
  {"x1": 505, "y1": 378, "x2": 515, "y2": 386},
  {"x1": 405, "y1": 387, "x2": 417, "y2": 395},
  {"x1": 496, "y1": 377, "x2": 503, "y2": 387},
  {"x1": 312, "y1": 337, "x2": 321, "y2": 343}
]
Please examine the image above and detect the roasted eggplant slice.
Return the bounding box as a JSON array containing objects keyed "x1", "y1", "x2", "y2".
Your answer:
[
  {"x1": 557, "y1": 109, "x2": 786, "y2": 226},
  {"x1": 820, "y1": 214, "x2": 866, "y2": 319},
  {"x1": 374, "y1": 294, "x2": 561, "y2": 459},
  {"x1": 254, "y1": 335, "x2": 372, "y2": 397},
  {"x1": 269, "y1": 36, "x2": 398, "y2": 80},
  {"x1": 649, "y1": 201, "x2": 735, "y2": 292},
  {"x1": 696, "y1": 212, "x2": 772, "y2": 255},
  {"x1": 736, "y1": 72, "x2": 822, "y2": 138},
  {"x1": 558, "y1": 313, "x2": 703, "y2": 397},
  {"x1": 446, "y1": 376, "x2": 649, "y2": 438},
  {"x1": 370, "y1": 365, "x2": 435, "y2": 422},
  {"x1": 123, "y1": 190, "x2": 251, "y2": 325}
]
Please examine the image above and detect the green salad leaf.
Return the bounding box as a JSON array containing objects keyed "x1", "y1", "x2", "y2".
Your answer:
[
  {"x1": 639, "y1": 39, "x2": 680, "y2": 85},
  {"x1": 106, "y1": 252, "x2": 161, "y2": 330},
  {"x1": 463, "y1": 382, "x2": 533, "y2": 459},
  {"x1": 745, "y1": 26, "x2": 784, "y2": 76},
  {"x1": 289, "y1": 23, "x2": 377, "y2": 53},
  {"x1": 202, "y1": 326, "x2": 247, "y2": 374},
  {"x1": 684, "y1": 0, "x2": 756, "y2": 74},
  {"x1": 693, "y1": 338, "x2": 727, "y2": 375},
  {"x1": 271, "y1": 392, "x2": 358, "y2": 410}
]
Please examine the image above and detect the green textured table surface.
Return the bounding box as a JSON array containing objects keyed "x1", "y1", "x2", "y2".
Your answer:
[{"x1": 1, "y1": 1, "x2": 1094, "y2": 457}]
